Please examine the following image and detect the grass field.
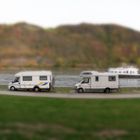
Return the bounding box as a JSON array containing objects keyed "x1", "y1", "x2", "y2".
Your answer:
[{"x1": 0, "y1": 95, "x2": 140, "y2": 140}]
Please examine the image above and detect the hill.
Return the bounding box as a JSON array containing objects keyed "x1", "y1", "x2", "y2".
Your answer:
[{"x1": 0, "y1": 22, "x2": 140, "y2": 69}]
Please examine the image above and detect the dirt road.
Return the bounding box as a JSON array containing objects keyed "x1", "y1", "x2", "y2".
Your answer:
[{"x1": 1, "y1": 90, "x2": 140, "y2": 99}]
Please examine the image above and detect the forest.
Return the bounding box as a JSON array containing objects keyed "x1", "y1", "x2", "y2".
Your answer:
[{"x1": 0, "y1": 22, "x2": 140, "y2": 69}]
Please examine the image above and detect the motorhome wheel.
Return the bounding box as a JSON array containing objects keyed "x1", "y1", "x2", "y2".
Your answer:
[
  {"x1": 104, "y1": 88, "x2": 110, "y2": 93},
  {"x1": 77, "y1": 88, "x2": 84, "y2": 93},
  {"x1": 34, "y1": 87, "x2": 40, "y2": 92},
  {"x1": 10, "y1": 86, "x2": 16, "y2": 91}
]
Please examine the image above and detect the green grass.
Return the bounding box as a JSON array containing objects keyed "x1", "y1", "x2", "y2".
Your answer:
[
  {"x1": 119, "y1": 87, "x2": 140, "y2": 93},
  {"x1": 0, "y1": 85, "x2": 8, "y2": 90},
  {"x1": 0, "y1": 96, "x2": 140, "y2": 139},
  {"x1": 53, "y1": 87, "x2": 74, "y2": 93}
]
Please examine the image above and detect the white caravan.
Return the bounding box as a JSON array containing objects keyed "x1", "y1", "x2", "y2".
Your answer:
[
  {"x1": 75, "y1": 71, "x2": 119, "y2": 93},
  {"x1": 8, "y1": 71, "x2": 54, "y2": 92}
]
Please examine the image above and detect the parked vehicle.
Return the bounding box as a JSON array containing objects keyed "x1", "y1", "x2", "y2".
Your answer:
[
  {"x1": 75, "y1": 71, "x2": 119, "y2": 93},
  {"x1": 8, "y1": 71, "x2": 54, "y2": 92}
]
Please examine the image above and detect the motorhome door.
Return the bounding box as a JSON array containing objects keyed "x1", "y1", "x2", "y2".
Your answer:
[
  {"x1": 81, "y1": 77, "x2": 91, "y2": 90},
  {"x1": 12, "y1": 77, "x2": 21, "y2": 89}
]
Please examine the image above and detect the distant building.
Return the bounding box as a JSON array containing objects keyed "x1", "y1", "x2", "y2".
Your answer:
[
  {"x1": 108, "y1": 66, "x2": 140, "y2": 88},
  {"x1": 108, "y1": 66, "x2": 139, "y2": 75}
]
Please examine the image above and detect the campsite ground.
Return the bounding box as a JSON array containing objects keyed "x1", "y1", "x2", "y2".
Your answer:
[
  {"x1": 0, "y1": 86, "x2": 140, "y2": 139},
  {"x1": 0, "y1": 95, "x2": 140, "y2": 139}
]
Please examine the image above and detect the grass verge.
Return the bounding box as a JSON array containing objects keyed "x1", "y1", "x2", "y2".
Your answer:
[
  {"x1": 119, "y1": 87, "x2": 140, "y2": 94},
  {"x1": 1, "y1": 84, "x2": 140, "y2": 94},
  {"x1": 53, "y1": 87, "x2": 74, "y2": 93},
  {"x1": 0, "y1": 96, "x2": 139, "y2": 139}
]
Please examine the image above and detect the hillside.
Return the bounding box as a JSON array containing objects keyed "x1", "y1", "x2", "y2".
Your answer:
[{"x1": 0, "y1": 22, "x2": 140, "y2": 69}]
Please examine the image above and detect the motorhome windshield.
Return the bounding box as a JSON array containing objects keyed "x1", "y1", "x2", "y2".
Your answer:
[
  {"x1": 81, "y1": 77, "x2": 90, "y2": 84},
  {"x1": 13, "y1": 77, "x2": 20, "y2": 83}
]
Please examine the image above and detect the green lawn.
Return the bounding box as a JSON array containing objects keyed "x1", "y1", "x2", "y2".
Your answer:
[{"x1": 0, "y1": 95, "x2": 140, "y2": 139}]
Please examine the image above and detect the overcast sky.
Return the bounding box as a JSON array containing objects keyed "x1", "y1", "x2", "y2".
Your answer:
[{"x1": 0, "y1": 0, "x2": 140, "y2": 30}]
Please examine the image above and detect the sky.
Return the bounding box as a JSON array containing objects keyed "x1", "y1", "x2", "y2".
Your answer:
[{"x1": 0, "y1": 0, "x2": 140, "y2": 30}]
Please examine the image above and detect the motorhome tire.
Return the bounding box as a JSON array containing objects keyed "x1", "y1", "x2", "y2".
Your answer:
[
  {"x1": 33, "y1": 87, "x2": 40, "y2": 92},
  {"x1": 77, "y1": 88, "x2": 84, "y2": 93},
  {"x1": 47, "y1": 83, "x2": 52, "y2": 92},
  {"x1": 104, "y1": 88, "x2": 110, "y2": 93},
  {"x1": 10, "y1": 86, "x2": 16, "y2": 91}
]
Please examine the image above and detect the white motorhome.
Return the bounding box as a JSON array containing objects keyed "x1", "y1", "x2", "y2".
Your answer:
[
  {"x1": 75, "y1": 71, "x2": 119, "y2": 93},
  {"x1": 8, "y1": 71, "x2": 54, "y2": 92}
]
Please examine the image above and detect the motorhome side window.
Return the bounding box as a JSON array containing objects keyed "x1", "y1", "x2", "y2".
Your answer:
[
  {"x1": 82, "y1": 77, "x2": 90, "y2": 83},
  {"x1": 40, "y1": 76, "x2": 47, "y2": 80},
  {"x1": 108, "y1": 76, "x2": 116, "y2": 81},
  {"x1": 23, "y1": 76, "x2": 32, "y2": 81}
]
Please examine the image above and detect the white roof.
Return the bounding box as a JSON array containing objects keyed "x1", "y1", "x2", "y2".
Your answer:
[
  {"x1": 80, "y1": 71, "x2": 118, "y2": 77},
  {"x1": 80, "y1": 71, "x2": 98, "y2": 76},
  {"x1": 92, "y1": 72, "x2": 118, "y2": 76},
  {"x1": 15, "y1": 71, "x2": 52, "y2": 76}
]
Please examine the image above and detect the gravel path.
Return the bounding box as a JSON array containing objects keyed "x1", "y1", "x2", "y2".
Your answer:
[{"x1": 0, "y1": 90, "x2": 140, "y2": 99}]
